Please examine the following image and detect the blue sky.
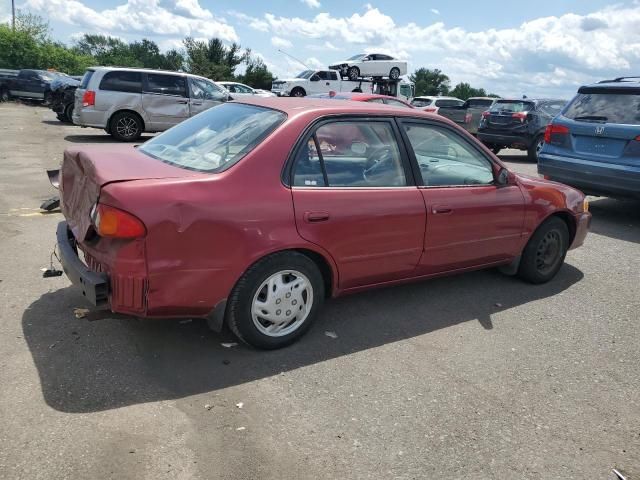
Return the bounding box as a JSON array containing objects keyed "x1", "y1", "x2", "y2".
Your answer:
[{"x1": 4, "y1": 0, "x2": 640, "y2": 97}]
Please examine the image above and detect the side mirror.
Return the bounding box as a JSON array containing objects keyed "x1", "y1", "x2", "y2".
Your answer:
[
  {"x1": 496, "y1": 168, "x2": 510, "y2": 186},
  {"x1": 310, "y1": 75, "x2": 320, "y2": 82}
]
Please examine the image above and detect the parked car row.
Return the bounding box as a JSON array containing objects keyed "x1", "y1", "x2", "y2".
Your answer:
[{"x1": 0, "y1": 69, "x2": 76, "y2": 103}]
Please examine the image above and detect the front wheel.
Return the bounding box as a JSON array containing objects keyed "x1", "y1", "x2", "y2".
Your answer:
[
  {"x1": 290, "y1": 87, "x2": 306, "y2": 98},
  {"x1": 227, "y1": 252, "x2": 324, "y2": 349},
  {"x1": 518, "y1": 217, "x2": 569, "y2": 284},
  {"x1": 389, "y1": 67, "x2": 400, "y2": 80},
  {"x1": 348, "y1": 66, "x2": 360, "y2": 81}
]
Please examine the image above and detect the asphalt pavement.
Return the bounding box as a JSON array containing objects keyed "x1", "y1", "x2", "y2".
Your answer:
[{"x1": 0, "y1": 102, "x2": 638, "y2": 480}]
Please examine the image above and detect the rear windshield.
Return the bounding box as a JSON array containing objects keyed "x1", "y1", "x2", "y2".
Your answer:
[
  {"x1": 139, "y1": 103, "x2": 287, "y2": 173},
  {"x1": 99, "y1": 71, "x2": 142, "y2": 93},
  {"x1": 435, "y1": 99, "x2": 464, "y2": 107},
  {"x1": 468, "y1": 99, "x2": 494, "y2": 108},
  {"x1": 490, "y1": 101, "x2": 534, "y2": 113},
  {"x1": 411, "y1": 98, "x2": 432, "y2": 107},
  {"x1": 80, "y1": 70, "x2": 94, "y2": 89},
  {"x1": 563, "y1": 93, "x2": 640, "y2": 125}
]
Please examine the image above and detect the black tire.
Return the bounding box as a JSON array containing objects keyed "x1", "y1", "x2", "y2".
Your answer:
[
  {"x1": 227, "y1": 252, "x2": 325, "y2": 349},
  {"x1": 518, "y1": 217, "x2": 569, "y2": 284},
  {"x1": 389, "y1": 67, "x2": 401, "y2": 80},
  {"x1": 64, "y1": 103, "x2": 74, "y2": 123},
  {"x1": 56, "y1": 113, "x2": 67, "y2": 122},
  {"x1": 0, "y1": 88, "x2": 9, "y2": 102},
  {"x1": 352, "y1": 88, "x2": 362, "y2": 93},
  {"x1": 109, "y1": 111, "x2": 143, "y2": 141},
  {"x1": 492, "y1": 147, "x2": 501, "y2": 155},
  {"x1": 528, "y1": 134, "x2": 544, "y2": 162},
  {"x1": 290, "y1": 87, "x2": 306, "y2": 98},
  {"x1": 348, "y1": 66, "x2": 360, "y2": 81},
  {"x1": 43, "y1": 91, "x2": 51, "y2": 106}
]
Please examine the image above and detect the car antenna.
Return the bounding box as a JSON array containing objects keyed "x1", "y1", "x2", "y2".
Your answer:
[{"x1": 278, "y1": 49, "x2": 311, "y2": 70}]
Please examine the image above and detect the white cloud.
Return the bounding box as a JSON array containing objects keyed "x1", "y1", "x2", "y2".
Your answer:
[
  {"x1": 255, "y1": 5, "x2": 640, "y2": 97},
  {"x1": 271, "y1": 36, "x2": 293, "y2": 49},
  {"x1": 24, "y1": 0, "x2": 238, "y2": 41},
  {"x1": 430, "y1": 8, "x2": 440, "y2": 15},
  {"x1": 226, "y1": 10, "x2": 269, "y2": 32},
  {"x1": 301, "y1": 0, "x2": 321, "y2": 8}
]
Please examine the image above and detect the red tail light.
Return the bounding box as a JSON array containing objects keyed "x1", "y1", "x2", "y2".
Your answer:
[
  {"x1": 424, "y1": 107, "x2": 437, "y2": 113},
  {"x1": 512, "y1": 111, "x2": 528, "y2": 122},
  {"x1": 82, "y1": 90, "x2": 95, "y2": 107},
  {"x1": 92, "y1": 204, "x2": 146, "y2": 238},
  {"x1": 635, "y1": 135, "x2": 640, "y2": 141},
  {"x1": 544, "y1": 124, "x2": 569, "y2": 143},
  {"x1": 481, "y1": 111, "x2": 490, "y2": 119},
  {"x1": 464, "y1": 113, "x2": 472, "y2": 123}
]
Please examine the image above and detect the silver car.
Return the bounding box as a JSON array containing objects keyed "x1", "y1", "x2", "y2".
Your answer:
[
  {"x1": 218, "y1": 81, "x2": 276, "y2": 98},
  {"x1": 73, "y1": 67, "x2": 231, "y2": 141}
]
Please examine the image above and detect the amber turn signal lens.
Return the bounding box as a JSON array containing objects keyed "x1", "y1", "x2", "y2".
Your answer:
[{"x1": 93, "y1": 203, "x2": 146, "y2": 238}]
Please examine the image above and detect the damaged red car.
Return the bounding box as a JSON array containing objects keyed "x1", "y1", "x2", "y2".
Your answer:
[{"x1": 55, "y1": 98, "x2": 591, "y2": 349}]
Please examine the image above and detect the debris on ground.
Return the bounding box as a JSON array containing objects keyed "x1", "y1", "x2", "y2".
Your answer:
[
  {"x1": 204, "y1": 404, "x2": 213, "y2": 411},
  {"x1": 73, "y1": 308, "x2": 90, "y2": 319},
  {"x1": 179, "y1": 319, "x2": 192, "y2": 324},
  {"x1": 221, "y1": 342, "x2": 238, "y2": 348},
  {"x1": 235, "y1": 402, "x2": 244, "y2": 409},
  {"x1": 495, "y1": 303, "x2": 503, "y2": 308},
  {"x1": 236, "y1": 427, "x2": 246, "y2": 431},
  {"x1": 325, "y1": 331, "x2": 338, "y2": 339}
]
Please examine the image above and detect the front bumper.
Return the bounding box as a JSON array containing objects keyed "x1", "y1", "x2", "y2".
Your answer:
[
  {"x1": 56, "y1": 221, "x2": 109, "y2": 306},
  {"x1": 569, "y1": 212, "x2": 591, "y2": 250}
]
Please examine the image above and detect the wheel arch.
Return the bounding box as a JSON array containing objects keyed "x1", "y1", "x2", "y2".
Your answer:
[
  {"x1": 540, "y1": 210, "x2": 577, "y2": 246},
  {"x1": 108, "y1": 109, "x2": 146, "y2": 132},
  {"x1": 290, "y1": 86, "x2": 306, "y2": 97}
]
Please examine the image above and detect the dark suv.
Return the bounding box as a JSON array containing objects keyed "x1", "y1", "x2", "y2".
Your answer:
[
  {"x1": 477, "y1": 99, "x2": 566, "y2": 160},
  {"x1": 538, "y1": 77, "x2": 640, "y2": 199}
]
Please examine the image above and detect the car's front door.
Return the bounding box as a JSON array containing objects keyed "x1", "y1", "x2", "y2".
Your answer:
[
  {"x1": 290, "y1": 118, "x2": 426, "y2": 289},
  {"x1": 142, "y1": 73, "x2": 190, "y2": 130},
  {"x1": 398, "y1": 120, "x2": 525, "y2": 274},
  {"x1": 188, "y1": 77, "x2": 226, "y2": 116}
]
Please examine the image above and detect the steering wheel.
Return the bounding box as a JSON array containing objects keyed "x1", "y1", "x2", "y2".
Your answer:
[{"x1": 363, "y1": 146, "x2": 393, "y2": 182}]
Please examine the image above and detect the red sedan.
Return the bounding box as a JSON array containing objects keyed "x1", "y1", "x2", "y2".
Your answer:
[{"x1": 55, "y1": 98, "x2": 591, "y2": 349}]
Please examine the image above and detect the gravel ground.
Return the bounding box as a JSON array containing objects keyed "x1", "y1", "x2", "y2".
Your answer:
[{"x1": 0, "y1": 102, "x2": 638, "y2": 480}]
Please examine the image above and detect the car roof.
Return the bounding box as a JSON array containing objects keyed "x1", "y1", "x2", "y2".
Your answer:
[
  {"x1": 413, "y1": 96, "x2": 462, "y2": 101},
  {"x1": 494, "y1": 98, "x2": 565, "y2": 103},
  {"x1": 580, "y1": 79, "x2": 640, "y2": 92},
  {"x1": 232, "y1": 97, "x2": 449, "y2": 122},
  {"x1": 88, "y1": 66, "x2": 189, "y2": 77}
]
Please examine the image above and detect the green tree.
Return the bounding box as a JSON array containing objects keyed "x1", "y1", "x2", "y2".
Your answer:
[
  {"x1": 449, "y1": 82, "x2": 488, "y2": 100},
  {"x1": 410, "y1": 68, "x2": 450, "y2": 96},
  {"x1": 240, "y1": 56, "x2": 274, "y2": 90},
  {"x1": 183, "y1": 37, "x2": 248, "y2": 80}
]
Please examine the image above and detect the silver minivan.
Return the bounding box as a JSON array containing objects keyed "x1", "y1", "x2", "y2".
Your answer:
[{"x1": 73, "y1": 67, "x2": 231, "y2": 141}]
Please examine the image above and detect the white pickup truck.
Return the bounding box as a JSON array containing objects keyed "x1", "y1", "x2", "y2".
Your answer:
[{"x1": 271, "y1": 69, "x2": 414, "y2": 101}]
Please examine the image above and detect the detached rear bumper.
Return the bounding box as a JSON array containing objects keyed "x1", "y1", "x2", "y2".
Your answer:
[{"x1": 56, "y1": 221, "x2": 109, "y2": 306}]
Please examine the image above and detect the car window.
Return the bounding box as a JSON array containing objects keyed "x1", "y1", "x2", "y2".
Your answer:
[
  {"x1": 189, "y1": 77, "x2": 224, "y2": 101},
  {"x1": 293, "y1": 121, "x2": 407, "y2": 187},
  {"x1": 223, "y1": 84, "x2": 236, "y2": 93},
  {"x1": 385, "y1": 98, "x2": 411, "y2": 108},
  {"x1": 146, "y1": 73, "x2": 186, "y2": 96},
  {"x1": 411, "y1": 98, "x2": 432, "y2": 107},
  {"x1": 317, "y1": 71, "x2": 332, "y2": 80},
  {"x1": 139, "y1": 103, "x2": 286, "y2": 173},
  {"x1": 435, "y1": 99, "x2": 464, "y2": 107},
  {"x1": 468, "y1": 99, "x2": 494, "y2": 108},
  {"x1": 235, "y1": 84, "x2": 253, "y2": 93},
  {"x1": 490, "y1": 101, "x2": 534, "y2": 113},
  {"x1": 99, "y1": 71, "x2": 142, "y2": 93},
  {"x1": 563, "y1": 92, "x2": 640, "y2": 125},
  {"x1": 80, "y1": 70, "x2": 95, "y2": 89},
  {"x1": 402, "y1": 123, "x2": 494, "y2": 187},
  {"x1": 329, "y1": 71, "x2": 338, "y2": 81},
  {"x1": 377, "y1": 54, "x2": 393, "y2": 61},
  {"x1": 538, "y1": 101, "x2": 566, "y2": 116},
  {"x1": 366, "y1": 98, "x2": 385, "y2": 104}
]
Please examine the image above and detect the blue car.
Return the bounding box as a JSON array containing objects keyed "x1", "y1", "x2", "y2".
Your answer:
[{"x1": 538, "y1": 77, "x2": 640, "y2": 199}]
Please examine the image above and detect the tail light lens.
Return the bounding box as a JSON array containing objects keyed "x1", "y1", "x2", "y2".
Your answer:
[
  {"x1": 464, "y1": 113, "x2": 472, "y2": 123},
  {"x1": 424, "y1": 107, "x2": 437, "y2": 112},
  {"x1": 91, "y1": 204, "x2": 146, "y2": 238},
  {"x1": 544, "y1": 124, "x2": 570, "y2": 143},
  {"x1": 512, "y1": 111, "x2": 528, "y2": 122},
  {"x1": 82, "y1": 90, "x2": 95, "y2": 107}
]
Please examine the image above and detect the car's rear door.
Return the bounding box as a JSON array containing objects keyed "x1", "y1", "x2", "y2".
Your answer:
[
  {"x1": 398, "y1": 119, "x2": 525, "y2": 274},
  {"x1": 142, "y1": 73, "x2": 190, "y2": 130},
  {"x1": 290, "y1": 117, "x2": 426, "y2": 289}
]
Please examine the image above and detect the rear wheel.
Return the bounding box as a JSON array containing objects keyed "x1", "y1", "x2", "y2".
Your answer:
[
  {"x1": 389, "y1": 67, "x2": 401, "y2": 80},
  {"x1": 518, "y1": 217, "x2": 569, "y2": 284},
  {"x1": 64, "y1": 103, "x2": 74, "y2": 123},
  {"x1": 348, "y1": 66, "x2": 360, "y2": 81},
  {"x1": 227, "y1": 252, "x2": 324, "y2": 349},
  {"x1": 528, "y1": 134, "x2": 544, "y2": 162},
  {"x1": 109, "y1": 111, "x2": 143, "y2": 141}
]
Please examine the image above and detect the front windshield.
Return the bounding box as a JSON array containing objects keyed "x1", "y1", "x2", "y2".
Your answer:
[
  {"x1": 296, "y1": 70, "x2": 315, "y2": 79},
  {"x1": 347, "y1": 54, "x2": 366, "y2": 61},
  {"x1": 139, "y1": 103, "x2": 286, "y2": 173}
]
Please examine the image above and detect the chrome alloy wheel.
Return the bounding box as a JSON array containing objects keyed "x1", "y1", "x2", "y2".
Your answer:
[
  {"x1": 116, "y1": 116, "x2": 139, "y2": 138},
  {"x1": 535, "y1": 137, "x2": 544, "y2": 158},
  {"x1": 251, "y1": 270, "x2": 313, "y2": 337}
]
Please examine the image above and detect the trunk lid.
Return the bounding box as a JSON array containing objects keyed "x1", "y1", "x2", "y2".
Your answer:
[
  {"x1": 486, "y1": 100, "x2": 534, "y2": 130},
  {"x1": 60, "y1": 145, "x2": 199, "y2": 241}
]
